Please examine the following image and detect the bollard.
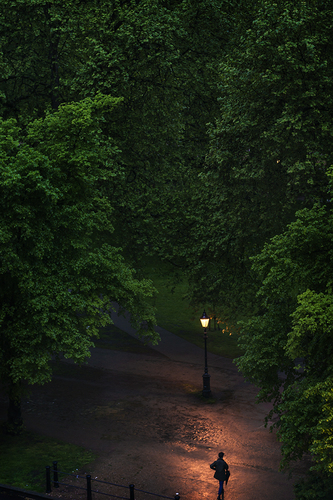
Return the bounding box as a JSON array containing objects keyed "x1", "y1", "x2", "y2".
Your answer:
[
  {"x1": 53, "y1": 461, "x2": 59, "y2": 488},
  {"x1": 129, "y1": 483, "x2": 135, "y2": 500},
  {"x1": 87, "y1": 474, "x2": 92, "y2": 500},
  {"x1": 46, "y1": 466, "x2": 51, "y2": 493},
  {"x1": 175, "y1": 494, "x2": 180, "y2": 500}
]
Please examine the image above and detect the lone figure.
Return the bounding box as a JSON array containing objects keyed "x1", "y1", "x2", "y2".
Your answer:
[{"x1": 210, "y1": 452, "x2": 229, "y2": 499}]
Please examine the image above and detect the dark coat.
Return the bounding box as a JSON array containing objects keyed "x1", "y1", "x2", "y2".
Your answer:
[{"x1": 210, "y1": 458, "x2": 229, "y2": 481}]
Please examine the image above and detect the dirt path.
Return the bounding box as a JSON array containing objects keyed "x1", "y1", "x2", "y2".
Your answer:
[{"x1": 0, "y1": 343, "x2": 300, "y2": 500}]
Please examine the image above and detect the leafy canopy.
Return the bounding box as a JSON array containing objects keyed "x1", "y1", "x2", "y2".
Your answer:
[{"x1": 0, "y1": 94, "x2": 157, "y2": 390}]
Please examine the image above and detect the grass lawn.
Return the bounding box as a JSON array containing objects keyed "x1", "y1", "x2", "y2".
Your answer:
[
  {"x1": 0, "y1": 429, "x2": 95, "y2": 492},
  {"x1": 143, "y1": 262, "x2": 244, "y2": 359},
  {"x1": 97, "y1": 263, "x2": 243, "y2": 359}
]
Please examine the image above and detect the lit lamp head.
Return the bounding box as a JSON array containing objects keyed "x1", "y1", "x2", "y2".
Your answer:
[{"x1": 200, "y1": 310, "x2": 210, "y2": 329}]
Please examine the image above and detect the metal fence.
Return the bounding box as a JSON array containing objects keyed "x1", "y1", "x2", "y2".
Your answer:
[{"x1": 46, "y1": 462, "x2": 180, "y2": 500}]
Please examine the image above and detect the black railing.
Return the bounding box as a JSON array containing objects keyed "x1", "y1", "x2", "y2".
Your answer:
[{"x1": 46, "y1": 462, "x2": 180, "y2": 500}]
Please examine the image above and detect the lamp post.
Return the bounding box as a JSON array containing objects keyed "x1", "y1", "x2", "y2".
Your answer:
[{"x1": 200, "y1": 310, "x2": 211, "y2": 398}]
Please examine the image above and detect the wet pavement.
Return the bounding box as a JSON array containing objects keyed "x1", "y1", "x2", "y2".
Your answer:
[{"x1": 0, "y1": 308, "x2": 300, "y2": 500}]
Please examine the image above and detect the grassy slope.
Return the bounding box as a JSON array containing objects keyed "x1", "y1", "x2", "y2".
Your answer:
[{"x1": 143, "y1": 263, "x2": 243, "y2": 359}]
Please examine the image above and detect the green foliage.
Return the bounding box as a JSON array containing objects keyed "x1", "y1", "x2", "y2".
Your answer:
[
  {"x1": 236, "y1": 188, "x2": 333, "y2": 480},
  {"x1": 77, "y1": 0, "x2": 229, "y2": 264},
  {"x1": 0, "y1": 430, "x2": 95, "y2": 492},
  {"x1": 287, "y1": 290, "x2": 333, "y2": 365},
  {"x1": 0, "y1": 95, "x2": 157, "y2": 400},
  {"x1": 294, "y1": 474, "x2": 333, "y2": 500},
  {"x1": 171, "y1": 0, "x2": 333, "y2": 322},
  {"x1": 0, "y1": 0, "x2": 79, "y2": 117},
  {"x1": 0, "y1": 0, "x2": 231, "y2": 271}
]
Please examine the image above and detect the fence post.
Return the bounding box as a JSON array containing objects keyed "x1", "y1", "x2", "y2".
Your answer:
[
  {"x1": 129, "y1": 483, "x2": 135, "y2": 500},
  {"x1": 87, "y1": 474, "x2": 92, "y2": 500},
  {"x1": 53, "y1": 460, "x2": 59, "y2": 488},
  {"x1": 46, "y1": 466, "x2": 51, "y2": 493},
  {"x1": 175, "y1": 493, "x2": 180, "y2": 500}
]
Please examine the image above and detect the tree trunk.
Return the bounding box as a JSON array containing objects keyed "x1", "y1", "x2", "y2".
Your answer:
[{"x1": 6, "y1": 381, "x2": 24, "y2": 434}]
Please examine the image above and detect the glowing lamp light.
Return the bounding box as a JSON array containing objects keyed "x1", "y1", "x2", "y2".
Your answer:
[{"x1": 200, "y1": 310, "x2": 210, "y2": 329}]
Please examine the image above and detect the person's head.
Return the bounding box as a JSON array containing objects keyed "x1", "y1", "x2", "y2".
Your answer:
[{"x1": 218, "y1": 452, "x2": 224, "y2": 459}]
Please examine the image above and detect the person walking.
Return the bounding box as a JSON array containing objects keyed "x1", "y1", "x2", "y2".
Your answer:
[{"x1": 210, "y1": 452, "x2": 229, "y2": 499}]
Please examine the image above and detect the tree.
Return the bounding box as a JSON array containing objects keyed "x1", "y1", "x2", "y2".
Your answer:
[
  {"x1": 0, "y1": 0, "x2": 80, "y2": 119},
  {"x1": 168, "y1": 0, "x2": 333, "y2": 320},
  {"x1": 0, "y1": 0, "x2": 231, "y2": 269},
  {"x1": 236, "y1": 191, "x2": 333, "y2": 496},
  {"x1": 0, "y1": 94, "x2": 157, "y2": 432},
  {"x1": 66, "y1": 0, "x2": 231, "y2": 264}
]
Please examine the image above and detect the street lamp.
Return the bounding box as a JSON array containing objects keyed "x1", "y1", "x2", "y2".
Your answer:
[{"x1": 200, "y1": 310, "x2": 211, "y2": 398}]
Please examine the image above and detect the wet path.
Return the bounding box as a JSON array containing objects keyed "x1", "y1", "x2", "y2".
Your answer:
[{"x1": 0, "y1": 312, "x2": 299, "y2": 500}]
